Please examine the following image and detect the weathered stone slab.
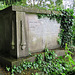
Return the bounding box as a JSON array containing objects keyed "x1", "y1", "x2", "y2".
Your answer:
[
  {"x1": 54, "y1": 50, "x2": 66, "y2": 57},
  {"x1": 26, "y1": 14, "x2": 60, "y2": 53},
  {"x1": 0, "y1": 49, "x2": 66, "y2": 67}
]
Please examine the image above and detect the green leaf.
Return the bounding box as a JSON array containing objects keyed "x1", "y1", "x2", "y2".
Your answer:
[
  {"x1": 35, "y1": 72, "x2": 38, "y2": 75},
  {"x1": 73, "y1": 67, "x2": 75, "y2": 70},
  {"x1": 61, "y1": 73, "x2": 66, "y2": 75},
  {"x1": 6, "y1": 67, "x2": 10, "y2": 71}
]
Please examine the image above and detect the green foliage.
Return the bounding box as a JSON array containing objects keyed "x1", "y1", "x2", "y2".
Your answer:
[
  {"x1": 72, "y1": 19, "x2": 75, "y2": 46},
  {"x1": 37, "y1": 8, "x2": 75, "y2": 48},
  {"x1": 35, "y1": 54, "x2": 43, "y2": 65},
  {"x1": 65, "y1": 43, "x2": 75, "y2": 67},
  {"x1": 45, "y1": 48, "x2": 56, "y2": 62},
  {"x1": 60, "y1": 9, "x2": 74, "y2": 47},
  {"x1": 49, "y1": 0, "x2": 54, "y2": 5},
  {"x1": 0, "y1": 0, "x2": 63, "y2": 10},
  {"x1": 57, "y1": 29, "x2": 64, "y2": 45},
  {"x1": 56, "y1": 0, "x2": 62, "y2": 6},
  {"x1": 6, "y1": 67, "x2": 10, "y2": 71},
  {"x1": 6, "y1": 47, "x2": 75, "y2": 75},
  {"x1": 0, "y1": 1, "x2": 9, "y2": 10},
  {"x1": 35, "y1": 72, "x2": 38, "y2": 75}
]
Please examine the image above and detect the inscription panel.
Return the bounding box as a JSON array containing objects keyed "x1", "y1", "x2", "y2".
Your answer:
[{"x1": 27, "y1": 14, "x2": 60, "y2": 52}]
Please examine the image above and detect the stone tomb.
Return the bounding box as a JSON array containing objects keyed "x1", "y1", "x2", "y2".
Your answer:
[{"x1": 0, "y1": 6, "x2": 60, "y2": 58}]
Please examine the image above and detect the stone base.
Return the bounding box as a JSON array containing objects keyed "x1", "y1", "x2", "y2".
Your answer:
[{"x1": 0, "y1": 49, "x2": 66, "y2": 67}]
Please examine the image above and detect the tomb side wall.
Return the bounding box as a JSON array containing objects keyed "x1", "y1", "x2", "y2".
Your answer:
[{"x1": 0, "y1": 7, "x2": 17, "y2": 57}]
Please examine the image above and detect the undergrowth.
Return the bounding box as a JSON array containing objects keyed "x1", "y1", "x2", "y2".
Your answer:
[{"x1": 6, "y1": 44, "x2": 75, "y2": 75}]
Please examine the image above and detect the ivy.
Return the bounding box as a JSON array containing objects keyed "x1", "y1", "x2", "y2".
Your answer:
[
  {"x1": 37, "y1": 8, "x2": 75, "y2": 48},
  {"x1": 6, "y1": 48, "x2": 75, "y2": 75},
  {"x1": 72, "y1": 20, "x2": 75, "y2": 45},
  {"x1": 49, "y1": 0, "x2": 54, "y2": 5},
  {"x1": 56, "y1": 0, "x2": 63, "y2": 6}
]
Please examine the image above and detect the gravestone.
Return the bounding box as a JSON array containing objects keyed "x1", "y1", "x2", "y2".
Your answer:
[
  {"x1": 27, "y1": 14, "x2": 60, "y2": 53},
  {"x1": 0, "y1": 6, "x2": 61, "y2": 58}
]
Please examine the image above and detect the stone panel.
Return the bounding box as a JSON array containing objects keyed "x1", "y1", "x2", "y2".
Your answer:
[
  {"x1": 0, "y1": 12, "x2": 12, "y2": 55},
  {"x1": 27, "y1": 14, "x2": 60, "y2": 53},
  {"x1": 16, "y1": 12, "x2": 29, "y2": 58}
]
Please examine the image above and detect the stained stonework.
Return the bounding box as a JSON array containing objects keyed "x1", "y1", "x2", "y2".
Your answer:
[
  {"x1": 26, "y1": 14, "x2": 60, "y2": 53},
  {"x1": 0, "y1": 6, "x2": 61, "y2": 58}
]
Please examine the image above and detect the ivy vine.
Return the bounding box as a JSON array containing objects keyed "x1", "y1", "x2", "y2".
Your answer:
[
  {"x1": 6, "y1": 47, "x2": 75, "y2": 75},
  {"x1": 55, "y1": 0, "x2": 63, "y2": 6},
  {"x1": 37, "y1": 8, "x2": 75, "y2": 48}
]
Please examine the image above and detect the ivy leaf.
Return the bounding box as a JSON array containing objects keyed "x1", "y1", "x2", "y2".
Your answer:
[{"x1": 6, "y1": 67, "x2": 10, "y2": 71}]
